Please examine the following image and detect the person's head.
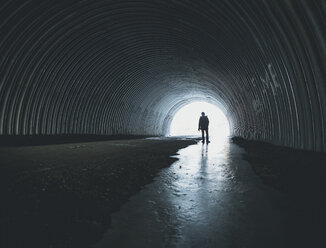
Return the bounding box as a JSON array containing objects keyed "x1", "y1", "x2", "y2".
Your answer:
[{"x1": 201, "y1": 112, "x2": 205, "y2": 116}]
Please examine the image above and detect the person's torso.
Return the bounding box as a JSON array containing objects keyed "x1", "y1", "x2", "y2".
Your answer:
[{"x1": 200, "y1": 116, "x2": 209, "y2": 128}]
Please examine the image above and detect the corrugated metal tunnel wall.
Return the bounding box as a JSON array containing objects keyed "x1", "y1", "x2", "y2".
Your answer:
[{"x1": 0, "y1": 0, "x2": 325, "y2": 151}]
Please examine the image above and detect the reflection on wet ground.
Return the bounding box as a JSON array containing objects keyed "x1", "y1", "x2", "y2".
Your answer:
[{"x1": 94, "y1": 136, "x2": 286, "y2": 248}]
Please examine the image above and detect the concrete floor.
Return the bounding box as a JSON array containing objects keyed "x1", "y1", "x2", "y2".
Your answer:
[
  {"x1": 0, "y1": 138, "x2": 195, "y2": 248},
  {"x1": 2, "y1": 136, "x2": 323, "y2": 247},
  {"x1": 94, "y1": 137, "x2": 287, "y2": 248}
]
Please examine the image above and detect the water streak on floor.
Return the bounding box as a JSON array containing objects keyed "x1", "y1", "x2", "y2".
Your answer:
[{"x1": 94, "y1": 136, "x2": 285, "y2": 248}]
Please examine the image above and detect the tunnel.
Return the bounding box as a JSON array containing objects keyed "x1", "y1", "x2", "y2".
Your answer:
[
  {"x1": 0, "y1": 0, "x2": 325, "y2": 151},
  {"x1": 1, "y1": 1, "x2": 326, "y2": 248}
]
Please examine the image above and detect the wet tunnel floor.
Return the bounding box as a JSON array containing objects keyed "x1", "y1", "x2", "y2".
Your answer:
[
  {"x1": 1, "y1": 137, "x2": 325, "y2": 248},
  {"x1": 94, "y1": 137, "x2": 288, "y2": 248}
]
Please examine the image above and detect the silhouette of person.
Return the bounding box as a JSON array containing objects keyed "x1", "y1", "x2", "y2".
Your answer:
[{"x1": 198, "y1": 112, "x2": 210, "y2": 144}]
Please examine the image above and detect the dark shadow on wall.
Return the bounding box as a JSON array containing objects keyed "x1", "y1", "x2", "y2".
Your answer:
[
  {"x1": 232, "y1": 137, "x2": 326, "y2": 248},
  {"x1": 0, "y1": 135, "x2": 152, "y2": 147}
]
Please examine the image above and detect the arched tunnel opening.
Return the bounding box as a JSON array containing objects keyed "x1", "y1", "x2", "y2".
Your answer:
[
  {"x1": 0, "y1": 1, "x2": 325, "y2": 247},
  {"x1": 169, "y1": 101, "x2": 230, "y2": 138}
]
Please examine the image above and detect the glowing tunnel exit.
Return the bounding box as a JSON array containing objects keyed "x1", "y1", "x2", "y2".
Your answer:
[{"x1": 169, "y1": 101, "x2": 230, "y2": 138}]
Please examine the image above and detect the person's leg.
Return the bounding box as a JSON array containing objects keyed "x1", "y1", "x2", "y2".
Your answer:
[
  {"x1": 201, "y1": 129, "x2": 205, "y2": 143},
  {"x1": 206, "y1": 129, "x2": 209, "y2": 143}
]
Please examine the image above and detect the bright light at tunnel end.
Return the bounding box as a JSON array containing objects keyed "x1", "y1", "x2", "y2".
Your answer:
[{"x1": 169, "y1": 101, "x2": 230, "y2": 139}]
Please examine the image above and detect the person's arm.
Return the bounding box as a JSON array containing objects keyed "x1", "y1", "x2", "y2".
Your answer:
[{"x1": 198, "y1": 117, "x2": 201, "y2": 130}]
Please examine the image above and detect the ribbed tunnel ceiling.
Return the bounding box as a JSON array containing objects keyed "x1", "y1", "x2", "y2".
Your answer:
[{"x1": 0, "y1": 0, "x2": 325, "y2": 151}]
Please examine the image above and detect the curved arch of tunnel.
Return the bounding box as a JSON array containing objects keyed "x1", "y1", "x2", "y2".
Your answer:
[{"x1": 0, "y1": 0, "x2": 325, "y2": 151}]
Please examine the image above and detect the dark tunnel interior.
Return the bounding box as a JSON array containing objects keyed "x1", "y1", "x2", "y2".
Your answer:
[
  {"x1": 1, "y1": 1, "x2": 326, "y2": 247},
  {"x1": 0, "y1": 0, "x2": 325, "y2": 151}
]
